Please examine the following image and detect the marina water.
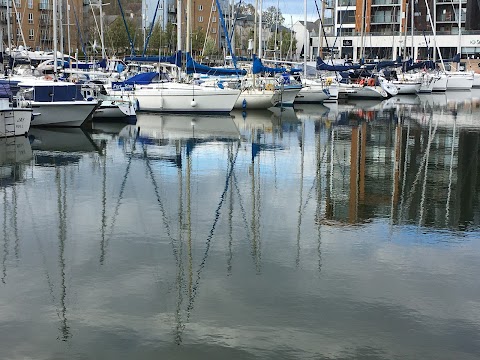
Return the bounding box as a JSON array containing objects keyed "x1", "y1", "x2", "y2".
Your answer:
[{"x1": 1, "y1": 92, "x2": 480, "y2": 359}]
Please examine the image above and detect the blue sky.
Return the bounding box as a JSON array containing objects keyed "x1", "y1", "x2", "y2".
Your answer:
[{"x1": 145, "y1": 0, "x2": 318, "y2": 27}]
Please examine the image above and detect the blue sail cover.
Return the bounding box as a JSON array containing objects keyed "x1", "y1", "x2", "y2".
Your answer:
[
  {"x1": 403, "y1": 59, "x2": 436, "y2": 72},
  {"x1": 124, "y1": 51, "x2": 182, "y2": 67},
  {"x1": 316, "y1": 57, "x2": 360, "y2": 71},
  {"x1": 124, "y1": 72, "x2": 159, "y2": 85},
  {"x1": 252, "y1": 56, "x2": 286, "y2": 74},
  {"x1": 186, "y1": 53, "x2": 246, "y2": 76},
  {"x1": 111, "y1": 72, "x2": 160, "y2": 91}
]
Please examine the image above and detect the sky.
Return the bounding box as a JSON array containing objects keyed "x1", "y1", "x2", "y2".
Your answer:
[{"x1": 145, "y1": 0, "x2": 319, "y2": 28}]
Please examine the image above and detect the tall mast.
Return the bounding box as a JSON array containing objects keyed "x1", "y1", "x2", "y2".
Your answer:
[
  {"x1": 99, "y1": 0, "x2": 106, "y2": 59},
  {"x1": 176, "y1": 0, "x2": 182, "y2": 52},
  {"x1": 59, "y1": 0, "x2": 64, "y2": 57},
  {"x1": 457, "y1": 0, "x2": 461, "y2": 55},
  {"x1": 186, "y1": 0, "x2": 191, "y2": 53},
  {"x1": 359, "y1": 0, "x2": 366, "y2": 60},
  {"x1": 53, "y1": 0, "x2": 58, "y2": 79},
  {"x1": 67, "y1": 0, "x2": 71, "y2": 59},
  {"x1": 258, "y1": 0, "x2": 263, "y2": 58},
  {"x1": 6, "y1": 0, "x2": 11, "y2": 53},
  {"x1": 304, "y1": 0, "x2": 307, "y2": 78}
]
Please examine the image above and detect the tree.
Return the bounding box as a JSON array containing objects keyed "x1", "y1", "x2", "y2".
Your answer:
[
  {"x1": 266, "y1": 29, "x2": 296, "y2": 59},
  {"x1": 105, "y1": 17, "x2": 135, "y2": 54},
  {"x1": 191, "y1": 28, "x2": 206, "y2": 54},
  {"x1": 262, "y1": 6, "x2": 284, "y2": 29},
  {"x1": 236, "y1": 2, "x2": 256, "y2": 16},
  {"x1": 203, "y1": 37, "x2": 220, "y2": 57}
]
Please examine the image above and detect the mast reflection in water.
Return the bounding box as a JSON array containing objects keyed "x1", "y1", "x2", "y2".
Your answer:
[{"x1": 0, "y1": 100, "x2": 479, "y2": 359}]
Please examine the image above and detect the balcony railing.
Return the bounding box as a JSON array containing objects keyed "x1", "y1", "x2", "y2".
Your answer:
[
  {"x1": 39, "y1": 2, "x2": 51, "y2": 10},
  {"x1": 337, "y1": 0, "x2": 355, "y2": 6},
  {"x1": 371, "y1": 14, "x2": 400, "y2": 23},
  {"x1": 371, "y1": 0, "x2": 400, "y2": 5},
  {"x1": 436, "y1": 13, "x2": 466, "y2": 22}
]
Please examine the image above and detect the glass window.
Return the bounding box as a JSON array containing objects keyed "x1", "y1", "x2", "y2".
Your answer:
[
  {"x1": 212, "y1": 16, "x2": 216, "y2": 22},
  {"x1": 198, "y1": 16, "x2": 203, "y2": 22},
  {"x1": 28, "y1": 0, "x2": 33, "y2": 8},
  {"x1": 28, "y1": 12, "x2": 33, "y2": 24},
  {"x1": 198, "y1": 5, "x2": 203, "y2": 10},
  {"x1": 29, "y1": 28, "x2": 34, "y2": 40}
]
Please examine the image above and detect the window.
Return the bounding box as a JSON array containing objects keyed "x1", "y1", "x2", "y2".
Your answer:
[
  {"x1": 29, "y1": 28, "x2": 34, "y2": 40},
  {"x1": 198, "y1": 16, "x2": 203, "y2": 22},
  {"x1": 16, "y1": 28, "x2": 21, "y2": 39},
  {"x1": 28, "y1": 13, "x2": 33, "y2": 24},
  {"x1": 15, "y1": 12, "x2": 21, "y2": 22},
  {"x1": 15, "y1": 0, "x2": 20, "y2": 7},
  {"x1": 212, "y1": 27, "x2": 216, "y2": 33},
  {"x1": 27, "y1": 0, "x2": 33, "y2": 8},
  {"x1": 198, "y1": 5, "x2": 203, "y2": 10},
  {"x1": 212, "y1": 16, "x2": 216, "y2": 22},
  {"x1": 212, "y1": 5, "x2": 216, "y2": 11}
]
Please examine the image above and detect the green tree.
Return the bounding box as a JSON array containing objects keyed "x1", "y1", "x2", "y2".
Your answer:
[
  {"x1": 163, "y1": 21, "x2": 177, "y2": 53},
  {"x1": 236, "y1": 3, "x2": 256, "y2": 16},
  {"x1": 203, "y1": 37, "x2": 220, "y2": 57},
  {"x1": 148, "y1": 23, "x2": 163, "y2": 53},
  {"x1": 105, "y1": 17, "x2": 136, "y2": 55},
  {"x1": 191, "y1": 28, "x2": 206, "y2": 54},
  {"x1": 262, "y1": 6, "x2": 284, "y2": 29},
  {"x1": 267, "y1": 29, "x2": 296, "y2": 59}
]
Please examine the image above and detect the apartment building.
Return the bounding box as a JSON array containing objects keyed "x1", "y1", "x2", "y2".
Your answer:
[
  {"x1": 0, "y1": 0, "x2": 84, "y2": 52},
  {"x1": 296, "y1": 0, "x2": 480, "y2": 62}
]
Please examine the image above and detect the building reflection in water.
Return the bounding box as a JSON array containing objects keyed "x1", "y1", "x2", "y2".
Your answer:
[{"x1": 313, "y1": 97, "x2": 480, "y2": 231}]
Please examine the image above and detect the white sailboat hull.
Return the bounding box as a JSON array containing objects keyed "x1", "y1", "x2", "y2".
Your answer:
[
  {"x1": 295, "y1": 85, "x2": 330, "y2": 103},
  {"x1": 392, "y1": 81, "x2": 421, "y2": 94},
  {"x1": 30, "y1": 101, "x2": 99, "y2": 127},
  {"x1": 274, "y1": 87, "x2": 302, "y2": 106},
  {"x1": 446, "y1": 72, "x2": 474, "y2": 90},
  {"x1": 133, "y1": 84, "x2": 240, "y2": 113},
  {"x1": 432, "y1": 74, "x2": 448, "y2": 92},
  {"x1": 93, "y1": 99, "x2": 136, "y2": 119},
  {"x1": 0, "y1": 108, "x2": 32, "y2": 137},
  {"x1": 341, "y1": 84, "x2": 388, "y2": 99},
  {"x1": 234, "y1": 89, "x2": 277, "y2": 109},
  {"x1": 472, "y1": 73, "x2": 480, "y2": 88}
]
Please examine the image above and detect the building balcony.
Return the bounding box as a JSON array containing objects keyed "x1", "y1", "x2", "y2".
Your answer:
[
  {"x1": 436, "y1": 13, "x2": 465, "y2": 22},
  {"x1": 39, "y1": 3, "x2": 52, "y2": 10},
  {"x1": 371, "y1": 0, "x2": 400, "y2": 5},
  {"x1": 436, "y1": 0, "x2": 466, "y2": 3},
  {"x1": 371, "y1": 15, "x2": 400, "y2": 23},
  {"x1": 337, "y1": 0, "x2": 355, "y2": 6},
  {"x1": 323, "y1": 18, "x2": 334, "y2": 25}
]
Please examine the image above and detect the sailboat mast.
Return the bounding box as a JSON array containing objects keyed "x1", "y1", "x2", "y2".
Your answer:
[
  {"x1": 359, "y1": 0, "x2": 366, "y2": 60},
  {"x1": 411, "y1": 0, "x2": 414, "y2": 57},
  {"x1": 457, "y1": 0, "x2": 461, "y2": 56},
  {"x1": 258, "y1": 0, "x2": 263, "y2": 58},
  {"x1": 304, "y1": 0, "x2": 307, "y2": 78},
  {"x1": 59, "y1": 0, "x2": 64, "y2": 57},
  {"x1": 53, "y1": 0, "x2": 58, "y2": 78},
  {"x1": 67, "y1": 0, "x2": 71, "y2": 60},
  {"x1": 99, "y1": 0, "x2": 106, "y2": 59},
  {"x1": 176, "y1": 0, "x2": 182, "y2": 52},
  {"x1": 6, "y1": 0, "x2": 11, "y2": 54},
  {"x1": 186, "y1": 0, "x2": 191, "y2": 53}
]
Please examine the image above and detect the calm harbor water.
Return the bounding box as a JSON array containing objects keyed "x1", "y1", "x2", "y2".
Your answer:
[{"x1": 1, "y1": 92, "x2": 480, "y2": 359}]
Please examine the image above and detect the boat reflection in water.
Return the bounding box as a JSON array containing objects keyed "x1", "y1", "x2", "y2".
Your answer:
[{"x1": 1, "y1": 98, "x2": 480, "y2": 359}]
